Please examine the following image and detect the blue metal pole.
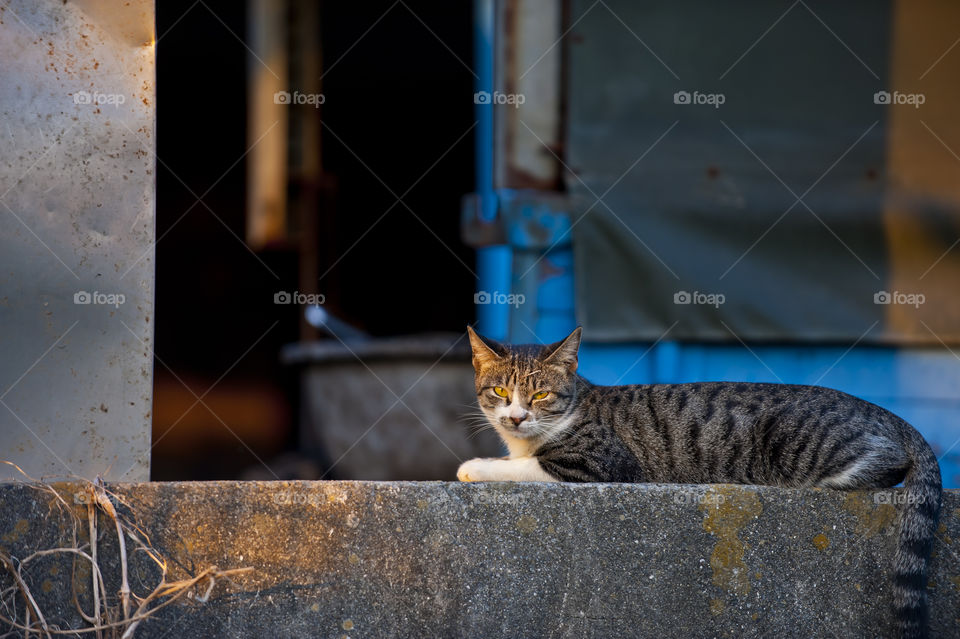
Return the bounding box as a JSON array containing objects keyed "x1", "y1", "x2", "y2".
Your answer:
[{"x1": 473, "y1": 0, "x2": 511, "y2": 341}]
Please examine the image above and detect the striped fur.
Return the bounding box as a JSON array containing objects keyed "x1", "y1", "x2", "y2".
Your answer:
[{"x1": 463, "y1": 326, "x2": 943, "y2": 639}]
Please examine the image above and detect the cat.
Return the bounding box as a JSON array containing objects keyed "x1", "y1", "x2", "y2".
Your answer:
[{"x1": 457, "y1": 326, "x2": 943, "y2": 639}]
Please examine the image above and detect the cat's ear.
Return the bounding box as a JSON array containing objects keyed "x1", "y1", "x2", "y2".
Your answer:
[
  {"x1": 467, "y1": 325, "x2": 501, "y2": 370},
  {"x1": 543, "y1": 327, "x2": 582, "y2": 373}
]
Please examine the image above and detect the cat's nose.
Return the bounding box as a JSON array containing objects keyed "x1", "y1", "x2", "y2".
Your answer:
[{"x1": 510, "y1": 415, "x2": 527, "y2": 425}]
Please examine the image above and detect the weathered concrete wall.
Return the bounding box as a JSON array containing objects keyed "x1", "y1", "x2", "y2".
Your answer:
[{"x1": 1, "y1": 481, "x2": 958, "y2": 638}]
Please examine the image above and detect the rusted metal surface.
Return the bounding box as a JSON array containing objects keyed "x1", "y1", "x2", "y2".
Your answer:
[
  {"x1": 0, "y1": 0, "x2": 155, "y2": 481},
  {"x1": 246, "y1": 0, "x2": 289, "y2": 249}
]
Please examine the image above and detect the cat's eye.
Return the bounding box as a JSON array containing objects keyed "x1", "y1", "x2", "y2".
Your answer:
[
  {"x1": 492, "y1": 386, "x2": 509, "y2": 398},
  {"x1": 531, "y1": 391, "x2": 549, "y2": 400}
]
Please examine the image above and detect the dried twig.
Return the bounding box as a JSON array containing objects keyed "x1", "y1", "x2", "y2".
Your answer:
[
  {"x1": 0, "y1": 471, "x2": 252, "y2": 638},
  {"x1": 0, "y1": 553, "x2": 49, "y2": 639},
  {"x1": 91, "y1": 480, "x2": 130, "y2": 624},
  {"x1": 88, "y1": 497, "x2": 101, "y2": 639}
]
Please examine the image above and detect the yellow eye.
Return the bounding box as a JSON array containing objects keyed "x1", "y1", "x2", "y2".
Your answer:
[
  {"x1": 532, "y1": 391, "x2": 549, "y2": 400},
  {"x1": 493, "y1": 386, "x2": 509, "y2": 398}
]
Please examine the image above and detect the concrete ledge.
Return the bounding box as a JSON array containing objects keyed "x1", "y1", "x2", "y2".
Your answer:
[{"x1": 1, "y1": 482, "x2": 958, "y2": 638}]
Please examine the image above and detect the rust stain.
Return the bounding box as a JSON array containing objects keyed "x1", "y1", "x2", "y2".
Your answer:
[{"x1": 699, "y1": 486, "x2": 762, "y2": 597}]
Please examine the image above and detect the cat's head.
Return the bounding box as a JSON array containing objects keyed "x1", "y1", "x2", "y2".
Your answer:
[{"x1": 466, "y1": 326, "x2": 582, "y2": 446}]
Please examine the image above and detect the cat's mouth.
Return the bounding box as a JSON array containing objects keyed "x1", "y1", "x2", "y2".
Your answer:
[{"x1": 499, "y1": 421, "x2": 537, "y2": 437}]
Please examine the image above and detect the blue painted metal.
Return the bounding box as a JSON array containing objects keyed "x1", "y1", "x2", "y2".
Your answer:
[
  {"x1": 498, "y1": 190, "x2": 577, "y2": 344},
  {"x1": 472, "y1": 0, "x2": 511, "y2": 341},
  {"x1": 472, "y1": 0, "x2": 495, "y2": 225},
  {"x1": 476, "y1": 247, "x2": 512, "y2": 341}
]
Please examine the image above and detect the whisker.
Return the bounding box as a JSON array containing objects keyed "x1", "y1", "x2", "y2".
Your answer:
[{"x1": 466, "y1": 425, "x2": 497, "y2": 440}]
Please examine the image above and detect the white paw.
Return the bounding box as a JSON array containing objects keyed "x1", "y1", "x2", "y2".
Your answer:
[{"x1": 457, "y1": 458, "x2": 491, "y2": 482}]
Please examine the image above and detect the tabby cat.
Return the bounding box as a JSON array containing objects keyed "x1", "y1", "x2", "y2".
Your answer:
[{"x1": 458, "y1": 326, "x2": 942, "y2": 639}]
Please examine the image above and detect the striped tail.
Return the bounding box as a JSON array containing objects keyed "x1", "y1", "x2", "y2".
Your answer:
[{"x1": 893, "y1": 427, "x2": 942, "y2": 639}]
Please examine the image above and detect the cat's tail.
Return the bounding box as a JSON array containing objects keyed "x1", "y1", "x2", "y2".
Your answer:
[{"x1": 893, "y1": 426, "x2": 942, "y2": 639}]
